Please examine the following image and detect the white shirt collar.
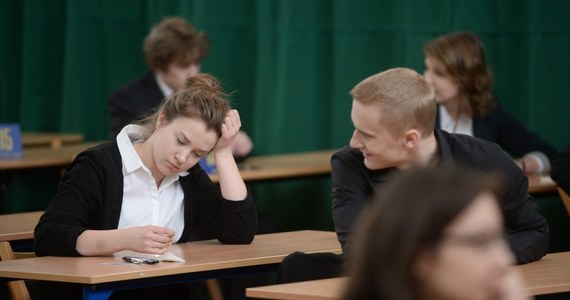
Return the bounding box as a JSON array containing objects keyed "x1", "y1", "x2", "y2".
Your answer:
[
  {"x1": 439, "y1": 106, "x2": 473, "y2": 136},
  {"x1": 155, "y1": 74, "x2": 173, "y2": 98}
]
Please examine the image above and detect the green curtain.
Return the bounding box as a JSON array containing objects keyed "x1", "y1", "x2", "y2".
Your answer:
[{"x1": 1, "y1": 0, "x2": 569, "y2": 246}]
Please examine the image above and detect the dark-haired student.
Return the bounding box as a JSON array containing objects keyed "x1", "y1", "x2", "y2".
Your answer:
[
  {"x1": 343, "y1": 167, "x2": 528, "y2": 300},
  {"x1": 424, "y1": 31, "x2": 557, "y2": 173}
]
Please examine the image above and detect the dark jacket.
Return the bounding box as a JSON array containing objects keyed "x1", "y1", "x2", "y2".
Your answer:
[
  {"x1": 108, "y1": 71, "x2": 164, "y2": 139},
  {"x1": 34, "y1": 142, "x2": 257, "y2": 256},
  {"x1": 436, "y1": 101, "x2": 558, "y2": 160},
  {"x1": 332, "y1": 130, "x2": 549, "y2": 264}
]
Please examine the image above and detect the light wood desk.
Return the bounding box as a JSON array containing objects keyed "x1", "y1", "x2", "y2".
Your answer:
[
  {"x1": 0, "y1": 230, "x2": 342, "y2": 300},
  {"x1": 0, "y1": 211, "x2": 42, "y2": 241},
  {"x1": 246, "y1": 251, "x2": 570, "y2": 299},
  {"x1": 208, "y1": 149, "x2": 557, "y2": 195},
  {"x1": 21, "y1": 132, "x2": 84, "y2": 148},
  {"x1": 527, "y1": 173, "x2": 557, "y2": 195},
  {"x1": 0, "y1": 142, "x2": 102, "y2": 212},
  {"x1": 209, "y1": 149, "x2": 335, "y2": 183},
  {"x1": 0, "y1": 141, "x2": 102, "y2": 171}
]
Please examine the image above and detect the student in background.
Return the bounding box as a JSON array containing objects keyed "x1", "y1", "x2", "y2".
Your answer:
[
  {"x1": 552, "y1": 143, "x2": 570, "y2": 194},
  {"x1": 35, "y1": 74, "x2": 257, "y2": 299},
  {"x1": 343, "y1": 167, "x2": 529, "y2": 300},
  {"x1": 424, "y1": 31, "x2": 557, "y2": 173},
  {"x1": 108, "y1": 17, "x2": 253, "y2": 159}
]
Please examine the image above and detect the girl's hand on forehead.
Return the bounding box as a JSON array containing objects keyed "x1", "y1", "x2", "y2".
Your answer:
[{"x1": 215, "y1": 110, "x2": 242, "y2": 151}]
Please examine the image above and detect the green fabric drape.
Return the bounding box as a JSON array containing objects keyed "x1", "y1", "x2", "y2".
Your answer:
[{"x1": 1, "y1": 0, "x2": 569, "y2": 244}]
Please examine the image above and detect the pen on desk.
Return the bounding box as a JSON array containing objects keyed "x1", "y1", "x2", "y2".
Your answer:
[{"x1": 122, "y1": 256, "x2": 160, "y2": 264}]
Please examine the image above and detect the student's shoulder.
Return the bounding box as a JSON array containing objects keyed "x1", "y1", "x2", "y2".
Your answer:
[
  {"x1": 75, "y1": 142, "x2": 121, "y2": 164},
  {"x1": 333, "y1": 145, "x2": 362, "y2": 162},
  {"x1": 440, "y1": 129, "x2": 499, "y2": 150},
  {"x1": 109, "y1": 71, "x2": 155, "y2": 98}
]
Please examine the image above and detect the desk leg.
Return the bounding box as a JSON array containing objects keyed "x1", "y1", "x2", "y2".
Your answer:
[{"x1": 82, "y1": 286, "x2": 113, "y2": 300}]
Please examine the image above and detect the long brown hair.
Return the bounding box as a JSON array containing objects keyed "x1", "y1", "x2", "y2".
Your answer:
[
  {"x1": 424, "y1": 31, "x2": 495, "y2": 118},
  {"x1": 342, "y1": 167, "x2": 502, "y2": 300}
]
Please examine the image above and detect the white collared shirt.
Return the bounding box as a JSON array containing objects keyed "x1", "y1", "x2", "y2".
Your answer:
[
  {"x1": 116, "y1": 125, "x2": 187, "y2": 242},
  {"x1": 155, "y1": 74, "x2": 173, "y2": 98},
  {"x1": 439, "y1": 105, "x2": 474, "y2": 136}
]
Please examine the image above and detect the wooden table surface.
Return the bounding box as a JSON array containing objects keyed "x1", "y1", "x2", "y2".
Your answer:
[
  {"x1": 21, "y1": 132, "x2": 84, "y2": 148},
  {"x1": 0, "y1": 230, "x2": 341, "y2": 285},
  {"x1": 527, "y1": 173, "x2": 557, "y2": 195},
  {"x1": 214, "y1": 149, "x2": 556, "y2": 195},
  {"x1": 246, "y1": 251, "x2": 570, "y2": 299},
  {"x1": 209, "y1": 149, "x2": 335, "y2": 183},
  {"x1": 0, "y1": 211, "x2": 43, "y2": 241},
  {"x1": 0, "y1": 141, "x2": 102, "y2": 171}
]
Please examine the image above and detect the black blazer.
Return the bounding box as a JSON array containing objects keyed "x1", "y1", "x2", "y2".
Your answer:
[
  {"x1": 435, "y1": 101, "x2": 558, "y2": 160},
  {"x1": 108, "y1": 71, "x2": 165, "y2": 139}
]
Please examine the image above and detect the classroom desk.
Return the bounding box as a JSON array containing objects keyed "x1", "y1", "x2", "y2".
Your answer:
[
  {"x1": 246, "y1": 251, "x2": 570, "y2": 299},
  {"x1": 209, "y1": 149, "x2": 557, "y2": 195},
  {"x1": 209, "y1": 149, "x2": 335, "y2": 183},
  {"x1": 0, "y1": 230, "x2": 342, "y2": 300},
  {"x1": 0, "y1": 211, "x2": 42, "y2": 241},
  {"x1": 0, "y1": 141, "x2": 101, "y2": 171},
  {"x1": 527, "y1": 173, "x2": 557, "y2": 195},
  {"x1": 0, "y1": 142, "x2": 102, "y2": 212},
  {"x1": 21, "y1": 132, "x2": 84, "y2": 148}
]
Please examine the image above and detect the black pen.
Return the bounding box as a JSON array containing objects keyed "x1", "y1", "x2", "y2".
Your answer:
[{"x1": 122, "y1": 256, "x2": 160, "y2": 264}]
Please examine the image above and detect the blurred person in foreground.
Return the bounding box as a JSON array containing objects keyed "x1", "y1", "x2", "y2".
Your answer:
[{"x1": 343, "y1": 167, "x2": 529, "y2": 300}]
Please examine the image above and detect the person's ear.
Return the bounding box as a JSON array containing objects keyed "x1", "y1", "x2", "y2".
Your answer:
[
  {"x1": 403, "y1": 129, "x2": 421, "y2": 148},
  {"x1": 156, "y1": 112, "x2": 166, "y2": 129}
]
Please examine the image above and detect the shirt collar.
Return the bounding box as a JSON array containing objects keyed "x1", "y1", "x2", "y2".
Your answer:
[{"x1": 155, "y1": 74, "x2": 173, "y2": 98}]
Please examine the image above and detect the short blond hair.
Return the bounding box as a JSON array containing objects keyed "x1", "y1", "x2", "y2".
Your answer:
[{"x1": 350, "y1": 68, "x2": 436, "y2": 137}]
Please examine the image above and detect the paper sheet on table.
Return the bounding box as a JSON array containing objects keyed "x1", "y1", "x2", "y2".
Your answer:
[{"x1": 153, "y1": 251, "x2": 185, "y2": 263}]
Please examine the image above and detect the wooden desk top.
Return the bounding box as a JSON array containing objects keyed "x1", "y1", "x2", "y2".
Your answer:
[
  {"x1": 0, "y1": 141, "x2": 102, "y2": 171},
  {"x1": 527, "y1": 174, "x2": 557, "y2": 195},
  {"x1": 247, "y1": 277, "x2": 346, "y2": 300},
  {"x1": 0, "y1": 211, "x2": 43, "y2": 241},
  {"x1": 0, "y1": 230, "x2": 341, "y2": 285},
  {"x1": 519, "y1": 251, "x2": 570, "y2": 296},
  {"x1": 246, "y1": 251, "x2": 570, "y2": 299},
  {"x1": 209, "y1": 149, "x2": 335, "y2": 183},
  {"x1": 21, "y1": 132, "x2": 84, "y2": 148},
  {"x1": 209, "y1": 149, "x2": 556, "y2": 195}
]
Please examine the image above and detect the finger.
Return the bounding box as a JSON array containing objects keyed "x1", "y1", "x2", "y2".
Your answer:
[
  {"x1": 149, "y1": 225, "x2": 175, "y2": 237},
  {"x1": 224, "y1": 117, "x2": 238, "y2": 134}
]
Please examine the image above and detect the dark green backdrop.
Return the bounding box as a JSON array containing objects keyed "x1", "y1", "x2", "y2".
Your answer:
[{"x1": 1, "y1": 0, "x2": 569, "y2": 249}]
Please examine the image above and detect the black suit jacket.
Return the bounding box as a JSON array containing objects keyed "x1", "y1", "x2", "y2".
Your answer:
[
  {"x1": 435, "y1": 101, "x2": 558, "y2": 160},
  {"x1": 108, "y1": 71, "x2": 165, "y2": 139}
]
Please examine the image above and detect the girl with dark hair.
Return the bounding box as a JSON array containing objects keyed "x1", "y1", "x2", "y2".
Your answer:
[
  {"x1": 424, "y1": 31, "x2": 557, "y2": 174},
  {"x1": 343, "y1": 167, "x2": 528, "y2": 300}
]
